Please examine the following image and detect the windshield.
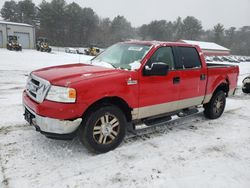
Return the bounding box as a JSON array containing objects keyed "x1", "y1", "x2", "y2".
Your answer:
[
  {"x1": 91, "y1": 43, "x2": 151, "y2": 70},
  {"x1": 9, "y1": 36, "x2": 17, "y2": 41}
]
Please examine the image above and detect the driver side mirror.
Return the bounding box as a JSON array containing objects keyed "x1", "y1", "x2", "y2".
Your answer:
[{"x1": 143, "y1": 62, "x2": 169, "y2": 76}]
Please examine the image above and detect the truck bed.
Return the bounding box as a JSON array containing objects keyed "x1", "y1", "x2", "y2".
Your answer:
[
  {"x1": 206, "y1": 63, "x2": 238, "y2": 68},
  {"x1": 205, "y1": 63, "x2": 239, "y2": 98}
]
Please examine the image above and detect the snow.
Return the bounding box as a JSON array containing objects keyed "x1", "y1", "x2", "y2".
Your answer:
[
  {"x1": 1, "y1": 48, "x2": 250, "y2": 188},
  {"x1": 91, "y1": 60, "x2": 115, "y2": 69},
  {"x1": 0, "y1": 20, "x2": 32, "y2": 27},
  {"x1": 181, "y1": 40, "x2": 230, "y2": 51}
]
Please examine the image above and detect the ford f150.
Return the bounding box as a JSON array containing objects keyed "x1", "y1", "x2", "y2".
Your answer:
[{"x1": 23, "y1": 41, "x2": 239, "y2": 153}]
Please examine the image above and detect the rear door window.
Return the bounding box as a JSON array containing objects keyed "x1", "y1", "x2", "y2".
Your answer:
[{"x1": 178, "y1": 47, "x2": 202, "y2": 69}]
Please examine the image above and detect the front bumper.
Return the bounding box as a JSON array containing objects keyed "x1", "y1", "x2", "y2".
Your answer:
[
  {"x1": 24, "y1": 104, "x2": 82, "y2": 135},
  {"x1": 23, "y1": 91, "x2": 86, "y2": 120}
]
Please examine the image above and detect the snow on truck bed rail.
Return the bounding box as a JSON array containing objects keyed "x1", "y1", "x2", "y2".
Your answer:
[{"x1": 0, "y1": 48, "x2": 250, "y2": 188}]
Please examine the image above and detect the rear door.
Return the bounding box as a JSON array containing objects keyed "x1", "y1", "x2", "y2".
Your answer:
[
  {"x1": 14, "y1": 32, "x2": 30, "y2": 49},
  {"x1": 176, "y1": 46, "x2": 207, "y2": 108}
]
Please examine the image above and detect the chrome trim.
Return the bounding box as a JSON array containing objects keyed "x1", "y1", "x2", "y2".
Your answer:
[
  {"x1": 131, "y1": 108, "x2": 139, "y2": 120},
  {"x1": 127, "y1": 78, "x2": 138, "y2": 85},
  {"x1": 131, "y1": 89, "x2": 237, "y2": 120},
  {"x1": 203, "y1": 93, "x2": 213, "y2": 104},
  {"x1": 203, "y1": 88, "x2": 236, "y2": 104},
  {"x1": 132, "y1": 96, "x2": 204, "y2": 120},
  {"x1": 24, "y1": 104, "x2": 82, "y2": 134},
  {"x1": 26, "y1": 74, "x2": 51, "y2": 103}
]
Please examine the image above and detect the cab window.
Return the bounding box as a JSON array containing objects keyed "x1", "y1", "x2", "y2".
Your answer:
[
  {"x1": 178, "y1": 47, "x2": 201, "y2": 69},
  {"x1": 147, "y1": 47, "x2": 175, "y2": 70}
]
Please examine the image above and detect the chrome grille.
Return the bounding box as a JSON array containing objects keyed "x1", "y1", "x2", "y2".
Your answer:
[{"x1": 26, "y1": 74, "x2": 51, "y2": 103}]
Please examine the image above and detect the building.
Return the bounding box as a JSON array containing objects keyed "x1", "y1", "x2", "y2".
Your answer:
[
  {"x1": 179, "y1": 40, "x2": 230, "y2": 56},
  {"x1": 0, "y1": 21, "x2": 35, "y2": 49}
]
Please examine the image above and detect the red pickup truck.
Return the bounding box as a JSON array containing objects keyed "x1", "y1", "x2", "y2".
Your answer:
[{"x1": 23, "y1": 41, "x2": 239, "y2": 153}]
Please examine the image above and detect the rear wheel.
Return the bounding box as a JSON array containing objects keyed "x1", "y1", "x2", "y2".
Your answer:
[
  {"x1": 204, "y1": 90, "x2": 226, "y2": 119},
  {"x1": 79, "y1": 105, "x2": 127, "y2": 153}
]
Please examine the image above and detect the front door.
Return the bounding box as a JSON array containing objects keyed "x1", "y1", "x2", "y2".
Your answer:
[{"x1": 138, "y1": 46, "x2": 181, "y2": 119}]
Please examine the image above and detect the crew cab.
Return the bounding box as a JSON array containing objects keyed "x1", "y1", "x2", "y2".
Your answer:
[{"x1": 23, "y1": 41, "x2": 239, "y2": 153}]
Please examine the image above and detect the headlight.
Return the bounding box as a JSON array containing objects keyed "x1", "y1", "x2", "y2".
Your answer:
[{"x1": 46, "y1": 85, "x2": 76, "y2": 103}]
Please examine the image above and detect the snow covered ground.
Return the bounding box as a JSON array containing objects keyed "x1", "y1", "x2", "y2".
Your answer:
[{"x1": 0, "y1": 48, "x2": 250, "y2": 188}]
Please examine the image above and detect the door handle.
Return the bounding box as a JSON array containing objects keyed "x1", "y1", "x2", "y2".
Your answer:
[
  {"x1": 173, "y1": 77, "x2": 180, "y2": 84},
  {"x1": 200, "y1": 74, "x2": 206, "y2": 80}
]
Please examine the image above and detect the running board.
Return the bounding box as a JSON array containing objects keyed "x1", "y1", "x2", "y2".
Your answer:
[
  {"x1": 177, "y1": 108, "x2": 199, "y2": 117},
  {"x1": 127, "y1": 107, "x2": 201, "y2": 135},
  {"x1": 143, "y1": 116, "x2": 172, "y2": 126}
]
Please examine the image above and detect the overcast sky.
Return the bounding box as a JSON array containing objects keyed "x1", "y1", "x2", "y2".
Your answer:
[{"x1": 0, "y1": 0, "x2": 249, "y2": 29}]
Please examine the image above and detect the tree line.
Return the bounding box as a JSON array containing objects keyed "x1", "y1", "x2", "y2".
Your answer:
[{"x1": 1, "y1": 0, "x2": 250, "y2": 55}]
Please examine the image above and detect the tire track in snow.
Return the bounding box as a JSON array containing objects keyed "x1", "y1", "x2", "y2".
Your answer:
[
  {"x1": 0, "y1": 124, "x2": 28, "y2": 135},
  {"x1": 0, "y1": 124, "x2": 29, "y2": 188},
  {"x1": 0, "y1": 145, "x2": 9, "y2": 188}
]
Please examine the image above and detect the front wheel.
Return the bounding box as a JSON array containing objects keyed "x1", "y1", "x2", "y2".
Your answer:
[
  {"x1": 203, "y1": 90, "x2": 226, "y2": 119},
  {"x1": 79, "y1": 105, "x2": 127, "y2": 153},
  {"x1": 7, "y1": 45, "x2": 12, "y2": 50}
]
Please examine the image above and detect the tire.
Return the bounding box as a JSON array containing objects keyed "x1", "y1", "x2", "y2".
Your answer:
[
  {"x1": 203, "y1": 90, "x2": 226, "y2": 119},
  {"x1": 7, "y1": 45, "x2": 12, "y2": 50},
  {"x1": 79, "y1": 105, "x2": 127, "y2": 153},
  {"x1": 242, "y1": 87, "x2": 250, "y2": 94},
  {"x1": 242, "y1": 77, "x2": 250, "y2": 94}
]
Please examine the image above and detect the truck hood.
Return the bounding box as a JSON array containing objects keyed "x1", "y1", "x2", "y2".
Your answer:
[{"x1": 32, "y1": 63, "x2": 122, "y2": 86}]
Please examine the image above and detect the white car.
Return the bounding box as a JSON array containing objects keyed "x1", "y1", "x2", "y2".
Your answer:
[{"x1": 65, "y1": 47, "x2": 78, "y2": 54}]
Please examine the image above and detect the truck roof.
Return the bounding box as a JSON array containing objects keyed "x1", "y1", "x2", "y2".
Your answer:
[{"x1": 124, "y1": 40, "x2": 199, "y2": 48}]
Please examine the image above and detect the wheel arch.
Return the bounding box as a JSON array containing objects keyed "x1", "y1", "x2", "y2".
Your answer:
[
  {"x1": 203, "y1": 79, "x2": 230, "y2": 104},
  {"x1": 214, "y1": 79, "x2": 230, "y2": 97},
  {"x1": 82, "y1": 96, "x2": 132, "y2": 123}
]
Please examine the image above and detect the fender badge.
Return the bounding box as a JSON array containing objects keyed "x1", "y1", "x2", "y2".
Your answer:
[{"x1": 127, "y1": 77, "x2": 138, "y2": 85}]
